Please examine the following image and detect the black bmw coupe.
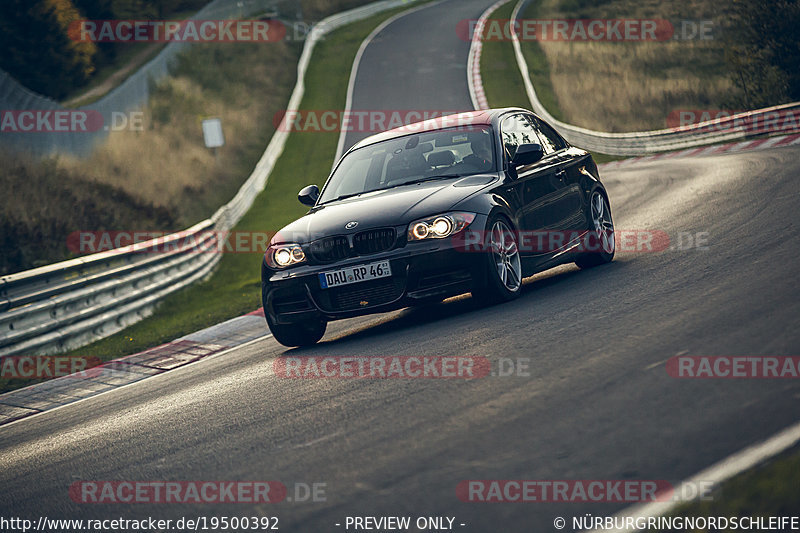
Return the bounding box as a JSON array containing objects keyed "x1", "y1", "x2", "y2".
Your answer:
[{"x1": 261, "y1": 108, "x2": 614, "y2": 346}]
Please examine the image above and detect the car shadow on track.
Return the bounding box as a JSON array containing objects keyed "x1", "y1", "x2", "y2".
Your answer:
[{"x1": 281, "y1": 260, "x2": 627, "y2": 354}]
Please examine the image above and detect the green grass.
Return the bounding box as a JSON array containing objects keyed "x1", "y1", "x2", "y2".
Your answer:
[
  {"x1": 479, "y1": 0, "x2": 563, "y2": 117},
  {"x1": 590, "y1": 152, "x2": 626, "y2": 164},
  {"x1": 667, "y1": 447, "x2": 800, "y2": 529},
  {"x1": 516, "y1": 0, "x2": 567, "y2": 123},
  {"x1": 0, "y1": 2, "x2": 430, "y2": 395},
  {"x1": 479, "y1": 1, "x2": 528, "y2": 108}
]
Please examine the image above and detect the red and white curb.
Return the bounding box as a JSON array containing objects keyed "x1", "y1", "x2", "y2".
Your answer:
[
  {"x1": 467, "y1": 0, "x2": 508, "y2": 110},
  {"x1": 599, "y1": 132, "x2": 800, "y2": 170},
  {"x1": 0, "y1": 309, "x2": 269, "y2": 426}
]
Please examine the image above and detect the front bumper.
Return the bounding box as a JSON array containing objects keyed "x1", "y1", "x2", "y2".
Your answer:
[{"x1": 262, "y1": 223, "x2": 489, "y2": 325}]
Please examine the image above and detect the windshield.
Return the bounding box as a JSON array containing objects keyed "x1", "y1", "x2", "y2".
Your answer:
[{"x1": 318, "y1": 126, "x2": 496, "y2": 204}]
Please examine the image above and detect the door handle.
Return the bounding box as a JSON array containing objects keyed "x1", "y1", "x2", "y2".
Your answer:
[{"x1": 555, "y1": 170, "x2": 566, "y2": 181}]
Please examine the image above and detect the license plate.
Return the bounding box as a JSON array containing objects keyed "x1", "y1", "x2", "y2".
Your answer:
[{"x1": 319, "y1": 260, "x2": 392, "y2": 289}]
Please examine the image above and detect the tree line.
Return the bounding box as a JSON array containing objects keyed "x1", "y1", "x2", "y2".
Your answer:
[
  {"x1": 725, "y1": 0, "x2": 799, "y2": 108},
  {"x1": 0, "y1": 0, "x2": 208, "y2": 100}
]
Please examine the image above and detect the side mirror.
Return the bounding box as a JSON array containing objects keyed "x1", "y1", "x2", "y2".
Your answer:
[
  {"x1": 512, "y1": 143, "x2": 544, "y2": 166},
  {"x1": 298, "y1": 184, "x2": 319, "y2": 207}
]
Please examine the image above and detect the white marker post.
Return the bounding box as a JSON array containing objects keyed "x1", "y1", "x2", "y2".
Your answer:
[{"x1": 202, "y1": 117, "x2": 225, "y2": 162}]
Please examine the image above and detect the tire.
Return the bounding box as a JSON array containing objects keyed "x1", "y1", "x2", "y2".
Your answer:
[
  {"x1": 575, "y1": 188, "x2": 615, "y2": 269},
  {"x1": 471, "y1": 216, "x2": 523, "y2": 304},
  {"x1": 266, "y1": 313, "x2": 327, "y2": 347}
]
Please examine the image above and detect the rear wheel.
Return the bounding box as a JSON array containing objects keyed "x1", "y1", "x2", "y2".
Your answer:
[
  {"x1": 471, "y1": 217, "x2": 522, "y2": 304},
  {"x1": 266, "y1": 313, "x2": 327, "y2": 347},
  {"x1": 575, "y1": 189, "x2": 615, "y2": 269}
]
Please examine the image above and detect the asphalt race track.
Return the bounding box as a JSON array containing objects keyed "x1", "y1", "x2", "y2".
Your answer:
[
  {"x1": 340, "y1": 0, "x2": 486, "y2": 151},
  {"x1": 2, "y1": 1, "x2": 799, "y2": 531}
]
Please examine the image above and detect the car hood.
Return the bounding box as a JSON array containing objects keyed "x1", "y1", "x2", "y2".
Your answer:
[{"x1": 272, "y1": 174, "x2": 498, "y2": 244}]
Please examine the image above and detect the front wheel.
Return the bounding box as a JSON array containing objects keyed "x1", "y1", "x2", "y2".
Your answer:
[
  {"x1": 266, "y1": 314, "x2": 327, "y2": 347},
  {"x1": 471, "y1": 217, "x2": 523, "y2": 304},
  {"x1": 575, "y1": 189, "x2": 615, "y2": 269}
]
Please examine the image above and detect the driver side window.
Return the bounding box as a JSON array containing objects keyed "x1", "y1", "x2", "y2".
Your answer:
[
  {"x1": 501, "y1": 114, "x2": 540, "y2": 163},
  {"x1": 531, "y1": 116, "x2": 567, "y2": 154}
]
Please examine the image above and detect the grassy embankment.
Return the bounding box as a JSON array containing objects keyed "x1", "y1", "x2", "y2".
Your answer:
[
  {"x1": 1, "y1": 38, "x2": 298, "y2": 275},
  {"x1": 519, "y1": 0, "x2": 735, "y2": 132}
]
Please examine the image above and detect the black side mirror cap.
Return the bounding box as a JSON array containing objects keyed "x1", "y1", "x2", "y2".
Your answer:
[
  {"x1": 512, "y1": 143, "x2": 544, "y2": 166},
  {"x1": 298, "y1": 184, "x2": 319, "y2": 207}
]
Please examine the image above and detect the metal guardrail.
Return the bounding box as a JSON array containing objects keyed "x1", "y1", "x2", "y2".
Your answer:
[
  {"x1": 0, "y1": 222, "x2": 219, "y2": 356},
  {"x1": 0, "y1": 0, "x2": 424, "y2": 358},
  {"x1": 472, "y1": 0, "x2": 800, "y2": 156}
]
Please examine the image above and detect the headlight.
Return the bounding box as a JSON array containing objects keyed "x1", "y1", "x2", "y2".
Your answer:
[
  {"x1": 408, "y1": 212, "x2": 476, "y2": 241},
  {"x1": 266, "y1": 243, "x2": 306, "y2": 268}
]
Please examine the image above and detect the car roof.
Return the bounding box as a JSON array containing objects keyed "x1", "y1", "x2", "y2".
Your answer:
[{"x1": 348, "y1": 107, "x2": 530, "y2": 151}]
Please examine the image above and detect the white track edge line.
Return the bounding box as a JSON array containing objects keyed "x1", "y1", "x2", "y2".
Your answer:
[
  {"x1": 586, "y1": 418, "x2": 800, "y2": 532},
  {"x1": 467, "y1": 0, "x2": 511, "y2": 111},
  {"x1": 333, "y1": 0, "x2": 448, "y2": 166}
]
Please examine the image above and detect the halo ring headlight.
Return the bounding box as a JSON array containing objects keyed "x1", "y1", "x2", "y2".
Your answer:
[
  {"x1": 407, "y1": 212, "x2": 476, "y2": 242},
  {"x1": 432, "y1": 217, "x2": 453, "y2": 237},
  {"x1": 275, "y1": 248, "x2": 292, "y2": 266},
  {"x1": 413, "y1": 223, "x2": 430, "y2": 239},
  {"x1": 266, "y1": 243, "x2": 307, "y2": 269}
]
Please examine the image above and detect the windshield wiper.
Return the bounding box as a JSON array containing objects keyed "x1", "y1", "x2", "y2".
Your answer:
[
  {"x1": 385, "y1": 174, "x2": 463, "y2": 188},
  {"x1": 318, "y1": 192, "x2": 364, "y2": 205}
]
